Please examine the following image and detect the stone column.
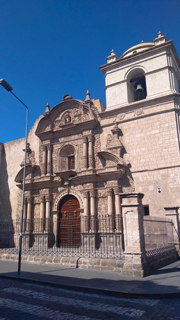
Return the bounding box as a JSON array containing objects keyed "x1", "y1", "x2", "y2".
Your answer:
[
  {"x1": 82, "y1": 136, "x2": 88, "y2": 170},
  {"x1": 107, "y1": 189, "x2": 114, "y2": 230},
  {"x1": 107, "y1": 189, "x2": 113, "y2": 215},
  {"x1": 88, "y1": 135, "x2": 94, "y2": 169},
  {"x1": 40, "y1": 196, "x2": 45, "y2": 232},
  {"x1": 83, "y1": 191, "x2": 89, "y2": 232},
  {"x1": 27, "y1": 197, "x2": 32, "y2": 232},
  {"x1": 46, "y1": 145, "x2": 52, "y2": 176},
  {"x1": 165, "y1": 207, "x2": 180, "y2": 254},
  {"x1": 45, "y1": 195, "x2": 51, "y2": 232},
  {"x1": 41, "y1": 145, "x2": 47, "y2": 176},
  {"x1": 114, "y1": 187, "x2": 121, "y2": 231},
  {"x1": 121, "y1": 193, "x2": 147, "y2": 277},
  {"x1": 90, "y1": 190, "x2": 96, "y2": 231},
  {"x1": 23, "y1": 198, "x2": 27, "y2": 232}
]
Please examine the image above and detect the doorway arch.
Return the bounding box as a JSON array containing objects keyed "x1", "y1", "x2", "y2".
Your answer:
[{"x1": 57, "y1": 195, "x2": 81, "y2": 247}]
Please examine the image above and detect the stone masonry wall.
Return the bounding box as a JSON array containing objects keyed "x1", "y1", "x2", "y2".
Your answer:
[
  {"x1": 100, "y1": 99, "x2": 180, "y2": 216},
  {"x1": 0, "y1": 138, "x2": 25, "y2": 220}
]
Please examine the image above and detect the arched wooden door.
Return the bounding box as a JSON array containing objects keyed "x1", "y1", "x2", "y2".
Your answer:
[{"x1": 58, "y1": 195, "x2": 81, "y2": 247}]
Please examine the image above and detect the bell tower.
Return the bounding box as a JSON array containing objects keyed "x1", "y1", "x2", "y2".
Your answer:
[{"x1": 100, "y1": 32, "x2": 180, "y2": 110}]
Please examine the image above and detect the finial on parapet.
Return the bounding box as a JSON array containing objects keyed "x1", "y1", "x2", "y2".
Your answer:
[
  {"x1": 153, "y1": 31, "x2": 167, "y2": 45},
  {"x1": 85, "y1": 90, "x2": 91, "y2": 102},
  {"x1": 44, "y1": 102, "x2": 50, "y2": 115},
  {"x1": 106, "y1": 49, "x2": 118, "y2": 64}
]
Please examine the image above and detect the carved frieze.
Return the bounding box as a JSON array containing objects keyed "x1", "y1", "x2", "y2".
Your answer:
[
  {"x1": 54, "y1": 105, "x2": 94, "y2": 129},
  {"x1": 33, "y1": 196, "x2": 41, "y2": 204},
  {"x1": 97, "y1": 189, "x2": 107, "y2": 198},
  {"x1": 90, "y1": 190, "x2": 96, "y2": 198},
  {"x1": 106, "y1": 180, "x2": 118, "y2": 187},
  {"x1": 134, "y1": 108, "x2": 144, "y2": 116},
  {"x1": 107, "y1": 189, "x2": 113, "y2": 196},
  {"x1": 83, "y1": 191, "x2": 89, "y2": 198},
  {"x1": 117, "y1": 113, "x2": 126, "y2": 121}
]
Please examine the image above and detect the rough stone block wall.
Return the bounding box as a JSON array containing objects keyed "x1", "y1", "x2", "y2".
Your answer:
[
  {"x1": 0, "y1": 138, "x2": 25, "y2": 220},
  {"x1": 121, "y1": 111, "x2": 179, "y2": 171}
]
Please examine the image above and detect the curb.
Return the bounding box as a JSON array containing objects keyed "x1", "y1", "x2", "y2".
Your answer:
[{"x1": 0, "y1": 273, "x2": 180, "y2": 300}]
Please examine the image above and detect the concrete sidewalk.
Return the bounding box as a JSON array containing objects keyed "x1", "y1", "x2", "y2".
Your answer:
[{"x1": 0, "y1": 259, "x2": 180, "y2": 298}]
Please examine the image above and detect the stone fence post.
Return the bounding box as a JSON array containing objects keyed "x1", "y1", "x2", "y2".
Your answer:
[
  {"x1": 121, "y1": 193, "x2": 148, "y2": 277},
  {"x1": 164, "y1": 207, "x2": 180, "y2": 255}
]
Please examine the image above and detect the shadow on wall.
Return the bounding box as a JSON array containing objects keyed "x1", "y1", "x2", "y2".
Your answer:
[{"x1": 0, "y1": 144, "x2": 14, "y2": 248}]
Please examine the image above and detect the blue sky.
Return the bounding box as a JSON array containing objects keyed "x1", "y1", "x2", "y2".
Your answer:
[{"x1": 0, "y1": 0, "x2": 180, "y2": 143}]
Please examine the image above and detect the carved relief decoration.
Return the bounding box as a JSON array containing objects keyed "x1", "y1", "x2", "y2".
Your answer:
[
  {"x1": 33, "y1": 203, "x2": 40, "y2": 219},
  {"x1": 33, "y1": 196, "x2": 41, "y2": 204},
  {"x1": 97, "y1": 197, "x2": 108, "y2": 215},
  {"x1": 94, "y1": 134, "x2": 101, "y2": 168},
  {"x1": 106, "y1": 123, "x2": 123, "y2": 155},
  {"x1": 52, "y1": 148, "x2": 58, "y2": 174},
  {"x1": 97, "y1": 189, "x2": 107, "y2": 198},
  {"x1": 15, "y1": 164, "x2": 40, "y2": 183},
  {"x1": 52, "y1": 188, "x2": 84, "y2": 212},
  {"x1": 54, "y1": 105, "x2": 94, "y2": 129},
  {"x1": 117, "y1": 113, "x2": 126, "y2": 121},
  {"x1": 98, "y1": 151, "x2": 127, "y2": 168},
  {"x1": 36, "y1": 98, "x2": 98, "y2": 137},
  {"x1": 134, "y1": 108, "x2": 144, "y2": 116},
  {"x1": 40, "y1": 118, "x2": 53, "y2": 133}
]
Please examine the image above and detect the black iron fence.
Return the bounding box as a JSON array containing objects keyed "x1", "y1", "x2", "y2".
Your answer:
[{"x1": 0, "y1": 215, "x2": 124, "y2": 259}]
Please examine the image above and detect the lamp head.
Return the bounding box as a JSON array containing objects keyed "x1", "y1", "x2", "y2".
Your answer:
[{"x1": 0, "y1": 79, "x2": 13, "y2": 91}]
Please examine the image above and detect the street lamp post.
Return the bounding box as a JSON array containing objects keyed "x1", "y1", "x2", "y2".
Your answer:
[{"x1": 0, "y1": 79, "x2": 28, "y2": 275}]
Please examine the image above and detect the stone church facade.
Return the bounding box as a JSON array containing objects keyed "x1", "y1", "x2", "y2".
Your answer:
[{"x1": 0, "y1": 32, "x2": 180, "y2": 276}]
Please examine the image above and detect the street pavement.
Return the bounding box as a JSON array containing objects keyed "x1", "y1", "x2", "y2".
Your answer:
[
  {"x1": 1, "y1": 259, "x2": 180, "y2": 297},
  {"x1": 0, "y1": 259, "x2": 180, "y2": 318},
  {"x1": 0, "y1": 277, "x2": 180, "y2": 319}
]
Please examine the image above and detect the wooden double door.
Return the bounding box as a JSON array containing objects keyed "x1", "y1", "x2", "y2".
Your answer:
[{"x1": 58, "y1": 195, "x2": 81, "y2": 247}]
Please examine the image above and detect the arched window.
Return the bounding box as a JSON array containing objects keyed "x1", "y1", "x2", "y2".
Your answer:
[
  {"x1": 127, "y1": 68, "x2": 147, "y2": 103},
  {"x1": 59, "y1": 145, "x2": 75, "y2": 171}
]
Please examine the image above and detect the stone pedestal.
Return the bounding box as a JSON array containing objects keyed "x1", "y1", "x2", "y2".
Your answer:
[
  {"x1": 165, "y1": 207, "x2": 180, "y2": 255},
  {"x1": 121, "y1": 193, "x2": 148, "y2": 277}
]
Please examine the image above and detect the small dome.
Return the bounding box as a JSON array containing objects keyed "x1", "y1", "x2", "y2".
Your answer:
[{"x1": 120, "y1": 42, "x2": 154, "y2": 59}]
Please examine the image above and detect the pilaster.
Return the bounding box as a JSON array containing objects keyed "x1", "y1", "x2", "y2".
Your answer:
[
  {"x1": 46, "y1": 144, "x2": 52, "y2": 176},
  {"x1": 82, "y1": 136, "x2": 88, "y2": 170},
  {"x1": 41, "y1": 145, "x2": 47, "y2": 176},
  {"x1": 90, "y1": 190, "x2": 96, "y2": 231},
  {"x1": 88, "y1": 135, "x2": 94, "y2": 169}
]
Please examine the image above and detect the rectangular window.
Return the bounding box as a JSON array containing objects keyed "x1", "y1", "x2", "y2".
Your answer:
[
  {"x1": 68, "y1": 156, "x2": 75, "y2": 170},
  {"x1": 143, "y1": 205, "x2": 149, "y2": 216}
]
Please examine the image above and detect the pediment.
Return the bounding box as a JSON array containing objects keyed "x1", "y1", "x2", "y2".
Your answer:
[
  {"x1": 35, "y1": 99, "x2": 98, "y2": 138},
  {"x1": 15, "y1": 165, "x2": 40, "y2": 183},
  {"x1": 98, "y1": 151, "x2": 127, "y2": 167}
]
